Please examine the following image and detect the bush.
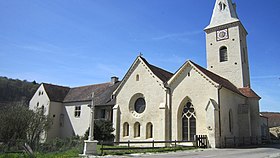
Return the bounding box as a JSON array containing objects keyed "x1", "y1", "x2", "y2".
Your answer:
[
  {"x1": 83, "y1": 120, "x2": 115, "y2": 142},
  {"x1": 37, "y1": 137, "x2": 83, "y2": 153}
]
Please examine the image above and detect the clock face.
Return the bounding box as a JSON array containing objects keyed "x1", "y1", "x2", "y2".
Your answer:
[{"x1": 216, "y1": 29, "x2": 229, "y2": 41}]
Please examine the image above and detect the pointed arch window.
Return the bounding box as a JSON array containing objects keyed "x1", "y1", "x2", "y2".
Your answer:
[
  {"x1": 220, "y1": 46, "x2": 228, "y2": 62},
  {"x1": 182, "y1": 102, "x2": 196, "y2": 141},
  {"x1": 218, "y1": 2, "x2": 226, "y2": 11}
]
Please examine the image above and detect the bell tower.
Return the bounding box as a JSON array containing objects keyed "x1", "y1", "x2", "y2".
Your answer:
[{"x1": 204, "y1": 0, "x2": 250, "y2": 88}]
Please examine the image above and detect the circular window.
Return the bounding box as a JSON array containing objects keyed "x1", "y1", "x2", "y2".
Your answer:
[{"x1": 134, "y1": 98, "x2": 146, "y2": 113}]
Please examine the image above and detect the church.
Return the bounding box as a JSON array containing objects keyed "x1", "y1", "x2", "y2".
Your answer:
[{"x1": 29, "y1": 0, "x2": 261, "y2": 148}]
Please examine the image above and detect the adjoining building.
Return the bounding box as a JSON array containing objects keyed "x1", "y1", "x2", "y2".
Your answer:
[{"x1": 29, "y1": 77, "x2": 120, "y2": 141}]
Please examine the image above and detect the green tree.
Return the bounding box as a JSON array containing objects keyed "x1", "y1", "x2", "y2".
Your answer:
[
  {"x1": 0, "y1": 105, "x2": 52, "y2": 150},
  {"x1": 84, "y1": 120, "x2": 115, "y2": 142},
  {"x1": 26, "y1": 107, "x2": 52, "y2": 149}
]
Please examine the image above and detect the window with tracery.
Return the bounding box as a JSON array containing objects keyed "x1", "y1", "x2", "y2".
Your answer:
[{"x1": 182, "y1": 102, "x2": 196, "y2": 141}]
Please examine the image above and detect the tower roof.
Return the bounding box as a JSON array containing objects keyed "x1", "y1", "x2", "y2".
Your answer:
[{"x1": 205, "y1": 0, "x2": 239, "y2": 30}]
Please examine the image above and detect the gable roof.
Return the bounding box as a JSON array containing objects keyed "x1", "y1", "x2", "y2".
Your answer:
[
  {"x1": 42, "y1": 83, "x2": 70, "y2": 102},
  {"x1": 113, "y1": 56, "x2": 173, "y2": 96},
  {"x1": 239, "y1": 87, "x2": 261, "y2": 99},
  {"x1": 189, "y1": 61, "x2": 243, "y2": 96},
  {"x1": 140, "y1": 56, "x2": 173, "y2": 83},
  {"x1": 63, "y1": 82, "x2": 120, "y2": 105}
]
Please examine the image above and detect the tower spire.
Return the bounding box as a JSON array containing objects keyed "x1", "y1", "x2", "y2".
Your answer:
[{"x1": 205, "y1": 0, "x2": 239, "y2": 30}]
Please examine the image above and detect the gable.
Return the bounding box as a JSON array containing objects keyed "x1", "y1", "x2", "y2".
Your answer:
[
  {"x1": 114, "y1": 56, "x2": 173, "y2": 95},
  {"x1": 168, "y1": 60, "x2": 244, "y2": 97},
  {"x1": 43, "y1": 83, "x2": 70, "y2": 102}
]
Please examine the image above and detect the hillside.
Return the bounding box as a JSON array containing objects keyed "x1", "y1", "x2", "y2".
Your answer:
[{"x1": 0, "y1": 76, "x2": 39, "y2": 107}]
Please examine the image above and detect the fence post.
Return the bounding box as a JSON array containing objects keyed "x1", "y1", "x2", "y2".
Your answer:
[
  {"x1": 224, "y1": 137, "x2": 227, "y2": 148},
  {"x1": 175, "y1": 140, "x2": 177, "y2": 147},
  {"x1": 128, "y1": 140, "x2": 130, "y2": 148},
  {"x1": 101, "y1": 140, "x2": 104, "y2": 155},
  {"x1": 152, "y1": 140, "x2": 155, "y2": 148},
  {"x1": 205, "y1": 135, "x2": 208, "y2": 148},
  {"x1": 195, "y1": 135, "x2": 198, "y2": 148}
]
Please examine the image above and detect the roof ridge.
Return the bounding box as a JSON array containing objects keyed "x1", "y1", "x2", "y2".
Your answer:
[
  {"x1": 139, "y1": 56, "x2": 173, "y2": 82},
  {"x1": 70, "y1": 82, "x2": 111, "y2": 89},
  {"x1": 189, "y1": 60, "x2": 244, "y2": 96},
  {"x1": 42, "y1": 83, "x2": 70, "y2": 89}
]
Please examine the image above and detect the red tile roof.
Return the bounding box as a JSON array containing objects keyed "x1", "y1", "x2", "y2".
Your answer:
[
  {"x1": 238, "y1": 87, "x2": 261, "y2": 99},
  {"x1": 260, "y1": 112, "x2": 280, "y2": 128}
]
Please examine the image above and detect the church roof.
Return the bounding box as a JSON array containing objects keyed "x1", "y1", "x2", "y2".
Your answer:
[
  {"x1": 189, "y1": 61, "x2": 244, "y2": 96},
  {"x1": 42, "y1": 83, "x2": 70, "y2": 102},
  {"x1": 205, "y1": 0, "x2": 240, "y2": 30},
  {"x1": 140, "y1": 56, "x2": 174, "y2": 83},
  {"x1": 238, "y1": 87, "x2": 261, "y2": 99},
  {"x1": 63, "y1": 82, "x2": 120, "y2": 105}
]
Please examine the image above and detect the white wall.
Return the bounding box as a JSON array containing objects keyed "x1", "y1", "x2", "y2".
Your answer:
[
  {"x1": 60, "y1": 101, "x2": 91, "y2": 138},
  {"x1": 169, "y1": 64, "x2": 218, "y2": 147},
  {"x1": 115, "y1": 60, "x2": 168, "y2": 142},
  {"x1": 29, "y1": 84, "x2": 51, "y2": 141}
]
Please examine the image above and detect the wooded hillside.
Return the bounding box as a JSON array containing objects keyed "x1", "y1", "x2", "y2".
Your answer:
[{"x1": 0, "y1": 76, "x2": 39, "y2": 107}]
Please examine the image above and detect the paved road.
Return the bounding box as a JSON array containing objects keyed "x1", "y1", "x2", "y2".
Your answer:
[{"x1": 101, "y1": 144, "x2": 280, "y2": 158}]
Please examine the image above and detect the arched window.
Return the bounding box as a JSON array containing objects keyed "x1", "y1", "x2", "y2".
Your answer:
[
  {"x1": 182, "y1": 102, "x2": 196, "y2": 141},
  {"x1": 146, "y1": 122, "x2": 153, "y2": 139},
  {"x1": 220, "y1": 46, "x2": 228, "y2": 62},
  {"x1": 134, "y1": 122, "x2": 140, "y2": 137},
  {"x1": 229, "y1": 110, "x2": 233, "y2": 133},
  {"x1": 136, "y1": 74, "x2": 140, "y2": 81},
  {"x1": 123, "y1": 122, "x2": 129, "y2": 137}
]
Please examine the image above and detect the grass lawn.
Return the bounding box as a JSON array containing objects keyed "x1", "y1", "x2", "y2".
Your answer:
[{"x1": 0, "y1": 145, "x2": 195, "y2": 157}]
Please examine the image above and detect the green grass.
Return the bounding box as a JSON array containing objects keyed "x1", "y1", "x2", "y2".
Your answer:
[
  {"x1": 100, "y1": 146, "x2": 195, "y2": 156},
  {"x1": 0, "y1": 145, "x2": 195, "y2": 157}
]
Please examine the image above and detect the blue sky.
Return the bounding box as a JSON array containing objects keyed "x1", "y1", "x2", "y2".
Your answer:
[{"x1": 0, "y1": 0, "x2": 279, "y2": 112}]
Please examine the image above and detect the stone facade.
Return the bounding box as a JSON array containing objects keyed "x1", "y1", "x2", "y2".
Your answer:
[
  {"x1": 29, "y1": 0, "x2": 262, "y2": 148},
  {"x1": 112, "y1": 0, "x2": 261, "y2": 148}
]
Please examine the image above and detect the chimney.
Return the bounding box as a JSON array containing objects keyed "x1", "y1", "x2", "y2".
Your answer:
[{"x1": 111, "y1": 76, "x2": 119, "y2": 85}]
